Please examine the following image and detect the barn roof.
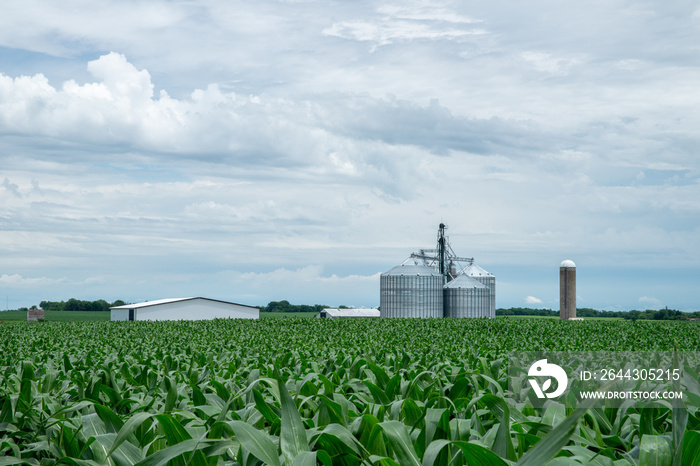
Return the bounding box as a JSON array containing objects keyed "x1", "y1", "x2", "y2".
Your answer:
[
  {"x1": 110, "y1": 297, "x2": 259, "y2": 310},
  {"x1": 319, "y1": 308, "x2": 380, "y2": 318}
]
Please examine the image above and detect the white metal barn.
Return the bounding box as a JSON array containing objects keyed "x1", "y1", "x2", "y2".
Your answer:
[
  {"x1": 110, "y1": 297, "x2": 259, "y2": 321},
  {"x1": 316, "y1": 308, "x2": 381, "y2": 318}
]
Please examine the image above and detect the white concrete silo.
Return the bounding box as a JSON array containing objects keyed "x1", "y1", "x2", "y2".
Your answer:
[{"x1": 559, "y1": 260, "x2": 576, "y2": 320}]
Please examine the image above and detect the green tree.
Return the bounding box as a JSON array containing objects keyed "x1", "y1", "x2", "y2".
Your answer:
[{"x1": 64, "y1": 298, "x2": 85, "y2": 312}]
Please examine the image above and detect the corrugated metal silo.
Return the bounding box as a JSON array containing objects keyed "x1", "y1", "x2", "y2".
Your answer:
[
  {"x1": 380, "y1": 258, "x2": 444, "y2": 318},
  {"x1": 461, "y1": 261, "x2": 496, "y2": 318},
  {"x1": 443, "y1": 274, "x2": 490, "y2": 318}
]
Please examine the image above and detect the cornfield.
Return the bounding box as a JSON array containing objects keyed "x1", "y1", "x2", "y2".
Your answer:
[{"x1": 1, "y1": 318, "x2": 699, "y2": 465}]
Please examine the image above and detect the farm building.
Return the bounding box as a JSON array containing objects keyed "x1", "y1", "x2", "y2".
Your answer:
[
  {"x1": 316, "y1": 308, "x2": 380, "y2": 318},
  {"x1": 110, "y1": 297, "x2": 259, "y2": 321},
  {"x1": 27, "y1": 307, "x2": 45, "y2": 321}
]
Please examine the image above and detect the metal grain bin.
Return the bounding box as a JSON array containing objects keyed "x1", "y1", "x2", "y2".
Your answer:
[
  {"x1": 461, "y1": 261, "x2": 496, "y2": 318},
  {"x1": 443, "y1": 274, "x2": 490, "y2": 318},
  {"x1": 380, "y1": 259, "x2": 443, "y2": 318}
]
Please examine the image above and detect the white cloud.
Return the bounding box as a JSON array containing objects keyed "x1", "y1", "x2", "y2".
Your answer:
[
  {"x1": 519, "y1": 51, "x2": 581, "y2": 75},
  {"x1": 0, "y1": 274, "x2": 67, "y2": 287},
  {"x1": 323, "y1": 2, "x2": 486, "y2": 47},
  {"x1": 0, "y1": 54, "x2": 328, "y2": 168},
  {"x1": 323, "y1": 20, "x2": 484, "y2": 46},
  {"x1": 197, "y1": 267, "x2": 382, "y2": 307},
  {"x1": 525, "y1": 296, "x2": 543, "y2": 305},
  {"x1": 0, "y1": 0, "x2": 183, "y2": 57},
  {"x1": 86, "y1": 52, "x2": 154, "y2": 101},
  {"x1": 638, "y1": 296, "x2": 662, "y2": 309},
  {"x1": 377, "y1": 4, "x2": 481, "y2": 25},
  {"x1": 2, "y1": 178, "x2": 21, "y2": 197}
]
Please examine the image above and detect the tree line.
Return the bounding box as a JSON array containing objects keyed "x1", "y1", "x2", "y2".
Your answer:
[
  {"x1": 22, "y1": 299, "x2": 339, "y2": 314},
  {"x1": 496, "y1": 307, "x2": 625, "y2": 318},
  {"x1": 33, "y1": 299, "x2": 127, "y2": 313},
  {"x1": 15, "y1": 299, "x2": 696, "y2": 321},
  {"x1": 496, "y1": 307, "x2": 697, "y2": 321},
  {"x1": 262, "y1": 303, "x2": 698, "y2": 321},
  {"x1": 258, "y1": 300, "x2": 351, "y2": 313}
]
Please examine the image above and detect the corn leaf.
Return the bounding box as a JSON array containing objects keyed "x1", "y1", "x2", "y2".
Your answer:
[
  {"x1": 639, "y1": 435, "x2": 673, "y2": 466},
  {"x1": 378, "y1": 421, "x2": 420, "y2": 466},
  {"x1": 228, "y1": 420, "x2": 281, "y2": 466},
  {"x1": 108, "y1": 412, "x2": 154, "y2": 457},
  {"x1": 133, "y1": 439, "x2": 217, "y2": 466},
  {"x1": 681, "y1": 431, "x2": 700, "y2": 466},
  {"x1": 275, "y1": 368, "x2": 310, "y2": 465},
  {"x1": 451, "y1": 440, "x2": 510, "y2": 466},
  {"x1": 481, "y1": 394, "x2": 517, "y2": 461},
  {"x1": 516, "y1": 395, "x2": 598, "y2": 466}
]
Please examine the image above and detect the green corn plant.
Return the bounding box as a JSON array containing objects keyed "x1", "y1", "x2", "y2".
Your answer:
[{"x1": 1, "y1": 318, "x2": 699, "y2": 465}]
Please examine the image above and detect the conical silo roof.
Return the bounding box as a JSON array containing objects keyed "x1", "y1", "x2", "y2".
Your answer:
[
  {"x1": 383, "y1": 258, "x2": 442, "y2": 276},
  {"x1": 444, "y1": 274, "x2": 488, "y2": 289},
  {"x1": 461, "y1": 262, "x2": 494, "y2": 278}
]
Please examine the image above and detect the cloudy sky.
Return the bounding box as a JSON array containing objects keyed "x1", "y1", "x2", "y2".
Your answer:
[{"x1": 1, "y1": 0, "x2": 699, "y2": 312}]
